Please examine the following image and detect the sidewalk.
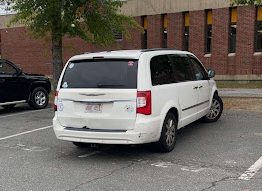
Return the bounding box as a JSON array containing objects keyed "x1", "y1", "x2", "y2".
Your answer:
[{"x1": 219, "y1": 88, "x2": 262, "y2": 98}]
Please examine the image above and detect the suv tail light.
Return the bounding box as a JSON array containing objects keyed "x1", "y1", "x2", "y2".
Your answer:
[
  {"x1": 54, "y1": 91, "x2": 59, "y2": 111},
  {"x1": 136, "y1": 91, "x2": 151, "y2": 115}
]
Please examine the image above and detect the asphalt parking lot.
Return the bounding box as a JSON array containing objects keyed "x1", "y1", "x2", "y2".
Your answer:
[{"x1": 0, "y1": 104, "x2": 261, "y2": 191}]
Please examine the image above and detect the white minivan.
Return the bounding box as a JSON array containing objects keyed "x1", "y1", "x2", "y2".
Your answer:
[{"x1": 53, "y1": 49, "x2": 223, "y2": 152}]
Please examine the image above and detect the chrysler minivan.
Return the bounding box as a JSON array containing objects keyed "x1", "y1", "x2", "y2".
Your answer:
[{"x1": 53, "y1": 49, "x2": 223, "y2": 152}]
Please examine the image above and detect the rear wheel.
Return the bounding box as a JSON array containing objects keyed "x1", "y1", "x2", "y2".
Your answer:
[
  {"x1": 2, "y1": 104, "x2": 16, "y2": 110},
  {"x1": 157, "y1": 112, "x2": 177, "y2": 153},
  {"x1": 29, "y1": 87, "x2": 49, "y2": 109},
  {"x1": 202, "y1": 94, "x2": 223, "y2": 123}
]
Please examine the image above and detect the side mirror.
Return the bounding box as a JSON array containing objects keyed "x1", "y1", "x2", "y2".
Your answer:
[
  {"x1": 16, "y1": 68, "x2": 23, "y2": 76},
  {"x1": 207, "y1": 69, "x2": 215, "y2": 79}
]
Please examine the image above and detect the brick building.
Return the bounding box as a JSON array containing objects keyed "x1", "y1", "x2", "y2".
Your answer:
[{"x1": 0, "y1": 0, "x2": 262, "y2": 81}]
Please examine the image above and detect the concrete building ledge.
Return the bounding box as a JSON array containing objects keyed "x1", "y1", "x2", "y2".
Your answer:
[
  {"x1": 121, "y1": 0, "x2": 231, "y2": 16},
  {"x1": 204, "y1": 53, "x2": 211, "y2": 58},
  {"x1": 228, "y1": 53, "x2": 236, "y2": 57},
  {"x1": 253, "y1": 52, "x2": 262, "y2": 56}
]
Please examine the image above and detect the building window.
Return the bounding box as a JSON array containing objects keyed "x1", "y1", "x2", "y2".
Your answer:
[
  {"x1": 162, "y1": 14, "x2": 168, "y2": 48},
  {"x1": 229, "y1": 8, "x2": 237, "y2": 53},
  {"x1": 205, "y1": 10, "x2": 212, "y2": 54},
  {"x1": 256, "y1": 6, "x2": 262, "y2": 52},
  {"x1": 142, "y1": 16, "x2": 148, "y2": 49},
  {"x1": 184, "y1": 12, "x2": 189, "y2": 51}
]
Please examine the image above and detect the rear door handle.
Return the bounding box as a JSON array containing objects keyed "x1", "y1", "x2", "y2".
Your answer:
[
  {"x1": 193, "y1": 86, "x2": 198, "y2": 90},
  {"x1": 199, "y1": 85, "x2": 203, "y2": 89}
]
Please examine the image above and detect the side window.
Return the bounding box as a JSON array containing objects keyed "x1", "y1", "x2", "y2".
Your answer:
[
  {"x1": 150, "y1": 55, "x2": 174, "y2": 86},
  {"x1": 0, "y1": 62, "x2": 17, "y2": 75},
  {"x1": 169, "y1": 54, "x2": 194, "y2": 82},
  {"x1": 190, "y1": 57, "x2": 208, "y2": 80}
]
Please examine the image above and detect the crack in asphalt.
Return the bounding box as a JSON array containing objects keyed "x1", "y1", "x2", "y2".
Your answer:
[
  {"x1": 165, "y1": 158, "x2": 248, "y2": 174},
  {"x1": 200, "y1": 176, "x2": 238, "y2": 191},
  {"x1": 199, "y1": 172, "x2": 262, "y2": 191},
  {"x1": 118, "y1": 149, "x2": 249, "y2": 174},
  {"x1": 64, "y1": 156, "x2": 249, "y2": 191},
  {"x1": 65, "y1": 162, "x2": 135, "y2": 191}
]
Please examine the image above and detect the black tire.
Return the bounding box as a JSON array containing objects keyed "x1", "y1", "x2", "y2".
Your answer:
[
  {"x1": 2, "y1": 104, "x2": 16, "y2": 110},
  {"x1": 157, "y1": 112, "x2": 177, "y2": 153},
  {"x1": 29, "y1": 87, "x2": 49, "y2": 109},
  {"x1": 202, "y1": 94, "x2": 223, "y2": 123},
  {"x1": 73, "y1": 142, "x2": 91, "y2": 148}
]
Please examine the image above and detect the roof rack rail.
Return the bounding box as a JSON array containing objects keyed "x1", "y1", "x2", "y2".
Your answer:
[
  {"x1": 84, "y1": 50, "x2": 113, "y2": 54},
  {"x1": 141, "y1": 48, "x2": 179, "y2": 52}
]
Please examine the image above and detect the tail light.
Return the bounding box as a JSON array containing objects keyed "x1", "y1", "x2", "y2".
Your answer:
[
  {"x1": 54, "y1": 91, "x2": 59, "y2": 111},
  {"x1": 136, "y1": 91, "x2": 151, "y2": 115}
]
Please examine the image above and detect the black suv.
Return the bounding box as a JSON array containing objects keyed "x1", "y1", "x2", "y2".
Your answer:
[{"x1": 0, "y1": 59, "x2": 51, "y2": 110}]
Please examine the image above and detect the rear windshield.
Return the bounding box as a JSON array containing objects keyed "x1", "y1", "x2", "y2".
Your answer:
[{"x1": 61, "y1": 59, "x2": 138, "y2": 89}]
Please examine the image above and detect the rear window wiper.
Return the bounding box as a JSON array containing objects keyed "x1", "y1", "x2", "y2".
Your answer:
[{"x1": 96, "y1": 84, "x2": 124, "y2": 88}]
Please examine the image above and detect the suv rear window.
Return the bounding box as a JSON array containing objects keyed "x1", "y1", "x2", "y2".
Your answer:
[{"x1": 61, "y1": 59, "x2": 138, "y2": 89}]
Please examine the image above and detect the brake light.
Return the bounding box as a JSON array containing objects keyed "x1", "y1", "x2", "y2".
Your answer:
[
  {"x1": 54, "y1": 91, "x2": 59, "y2": 111},
  {"x1": 136, "y1": 91, "x2": 151, "y2": 115}
]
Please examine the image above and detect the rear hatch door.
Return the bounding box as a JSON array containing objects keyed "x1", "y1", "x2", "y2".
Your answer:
[{"x1": 57, "y1": 59, "x2": 138, "y2": 131}]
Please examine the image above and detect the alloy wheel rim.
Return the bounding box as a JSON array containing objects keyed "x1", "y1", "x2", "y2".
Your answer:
[
  {"x1": 34, "y1": 91, "x2": 46, "y2": 106},
  {"x1": 165, "y1": 118, "x2": 176, "y2": 146},
  {"x1": 206, "y1": 99, "x2": 221, "y2": 120}
]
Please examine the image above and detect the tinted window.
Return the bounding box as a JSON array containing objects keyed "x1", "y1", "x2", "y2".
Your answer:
[
  {"x1": 205, "y1": 10, "x2": 212, "y2": 54},
  {"x1": 169, "y1": 55, "x2": 194, "y2": 82},
  {"x1": 206, "y1": 24, "x2": 212, "y2": 53},
  {"x1": 190, "y1": 57, "x2": 207, "y2": 80},
  {"x1": 229, "y1": 24, "x2": 237, "y2": 53},
  {"x1": 0, "y1": 62, "x2": 16, "y2": 75},
  {"x1": 229, "y1": 8, "x2": 237, "y2": 53},
  {"x1": 184, "y1": 26, "x2": 189, "y2": 51},
  {"x1": 61, "y1": 59, "x2": 138, "y2": 89},
  {"x1": 256, "y1": 21, "x2": 262, "y2": 51},
  {"x1": 150, "y1": 55, "x2": 174, "y2": 86}
]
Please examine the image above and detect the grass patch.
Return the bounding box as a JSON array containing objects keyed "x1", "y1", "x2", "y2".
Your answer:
[{"x1": 217, "y1": 81, "x2": 262, "y2": 89}]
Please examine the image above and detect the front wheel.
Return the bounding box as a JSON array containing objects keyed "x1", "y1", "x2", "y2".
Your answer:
[
  {"x1": 157, "y1": 112, "x2": 177, "y2": 153},
  {"x1": 29, "y1": 87, "x2": 49, "y2": 109},
  {"x1": 202, "y1": 94, "x2": 223, "y2": 123}
]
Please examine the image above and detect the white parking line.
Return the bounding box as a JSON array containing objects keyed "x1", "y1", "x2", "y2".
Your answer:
[
  {"x1": 238, "y1": 156, "x2": 262, "y2": 181},
  {"x1": 78, "y1": 151, "x2": 101, "y2": 158},
  {"x1": 0, "y1": 125, "x2": 52, "y2": 141},
  {"x1": 0, "y1": 108, "x2": 52, "y2": 119},
  {"x1": 151, "y1": 162, "x2": 173, "y2": 168}
]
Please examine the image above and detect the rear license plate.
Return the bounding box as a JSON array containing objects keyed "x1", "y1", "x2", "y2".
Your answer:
[{"x1": 85, "y1": 103, "x2": 102, "y2": 113}]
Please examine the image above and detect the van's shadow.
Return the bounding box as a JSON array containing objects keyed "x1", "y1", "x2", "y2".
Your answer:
[{"x1": 69, "y1": 120, "x2": 214, "y2": 161}]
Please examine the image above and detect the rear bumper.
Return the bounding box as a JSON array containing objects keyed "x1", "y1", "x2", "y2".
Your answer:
[{"x1": 53, "y1": 115, "x2": 161, "y2": 144}]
